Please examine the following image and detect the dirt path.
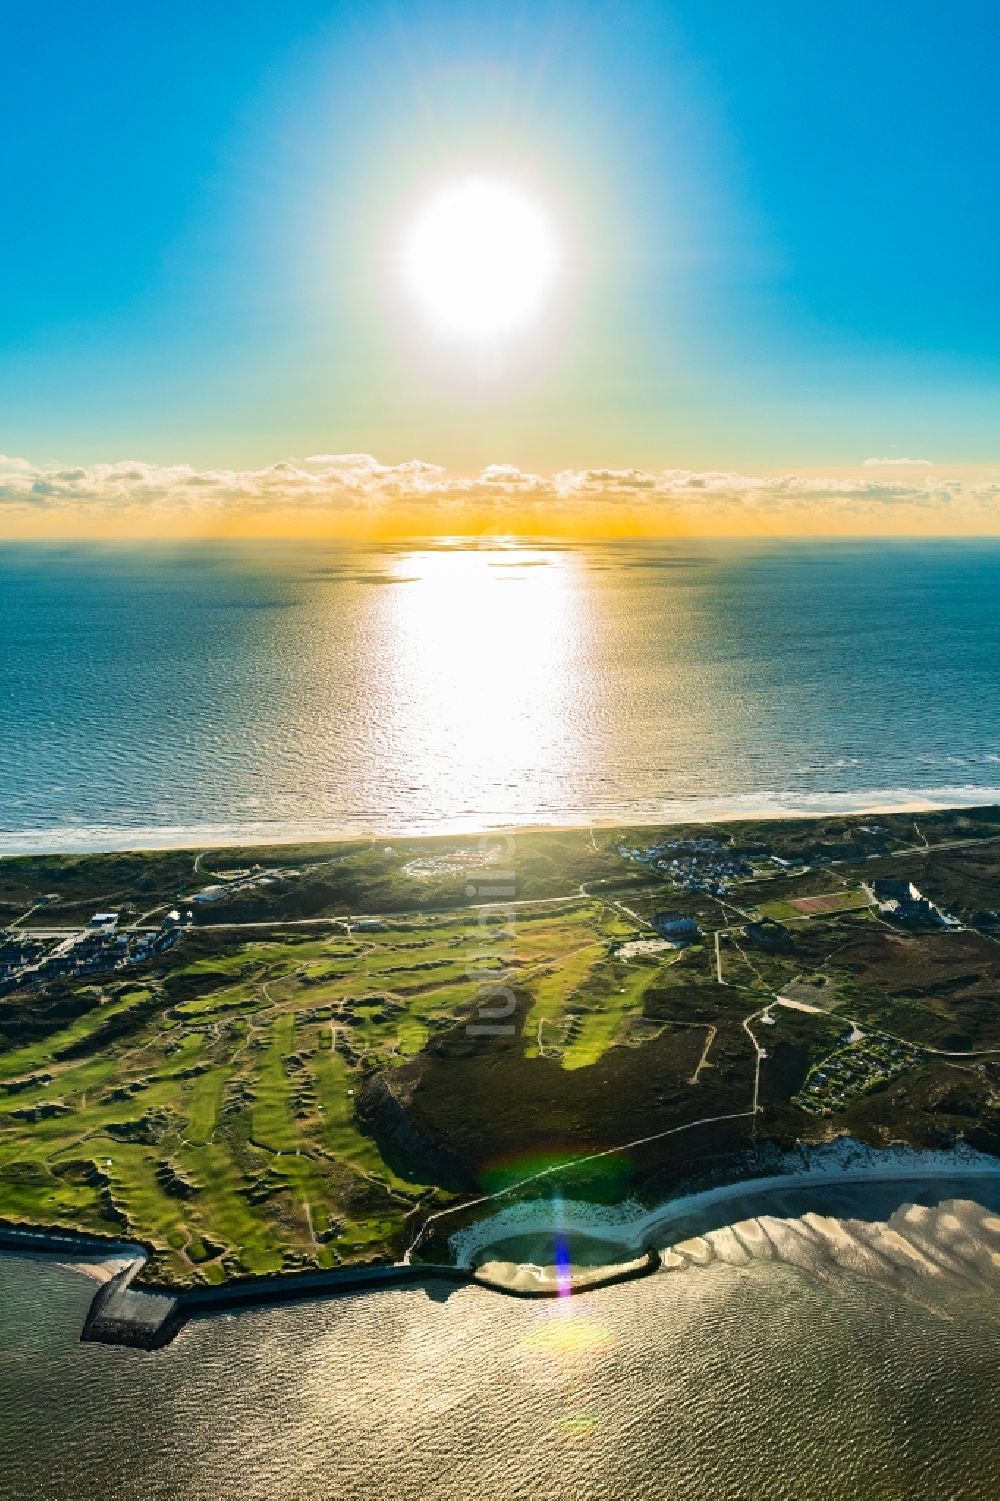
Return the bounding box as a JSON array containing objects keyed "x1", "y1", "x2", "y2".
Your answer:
[
  {"x1": 405, "y1": 1105, "x2": 758, "y2": 1262},
  {"x1": 688, "y1": 1025, "x2": 718, "y2": 1084},
  {"x1": 714, "y1": 929, "x2": 726, "y2": 984}
]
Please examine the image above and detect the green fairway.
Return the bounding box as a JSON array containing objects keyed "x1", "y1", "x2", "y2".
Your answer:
[
  {"x1": 2, "y1": 812, "x2": 999, "y2": 1287},
  {"x1": 0, "y1": 896, "x2": 658, "y2": 1283}
]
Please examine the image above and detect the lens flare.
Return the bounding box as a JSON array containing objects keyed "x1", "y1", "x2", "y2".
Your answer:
[
  {"x1": 522, "y1": 1316, "x2": 613, "y2": 1357},
  {"x1": 553, "y1": 1233, "x2": 573, "y2": 1297}
]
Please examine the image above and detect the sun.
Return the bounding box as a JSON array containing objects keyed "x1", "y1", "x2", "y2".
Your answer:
[{"x1": 401, "y1": 177, "x2": 559, "y2": 342}]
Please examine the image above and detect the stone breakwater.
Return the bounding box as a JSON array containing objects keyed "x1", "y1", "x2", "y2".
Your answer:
[
  {"x1": 0, "y1": 1226, "x2": 662, "y2": 1351},
  {"x1": 78, "y1": 1254, "x2": 664, "y2": 1351}
]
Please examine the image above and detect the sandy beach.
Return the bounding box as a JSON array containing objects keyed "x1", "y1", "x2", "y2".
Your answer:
[
  {"x1": 448, "y1": 1139, "x2": 1000, "y2": 1281},
  {"x1": 2, "y1": 784, "x2": 1000, "y2": 856}
]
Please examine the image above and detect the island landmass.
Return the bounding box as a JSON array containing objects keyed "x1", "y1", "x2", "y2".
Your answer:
[{"x1": 2, "y1": 805, "x2": 999, "y2": 1332}]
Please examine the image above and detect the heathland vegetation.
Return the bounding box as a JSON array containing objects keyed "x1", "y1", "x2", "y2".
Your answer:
[{"x1": 1, "y1": 808, "x2": 999, "y2": 1285}]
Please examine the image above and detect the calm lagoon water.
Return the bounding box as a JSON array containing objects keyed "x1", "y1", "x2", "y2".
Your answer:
[{"x1": 1, "y1": 539, "x2": 999, "y2": 850}]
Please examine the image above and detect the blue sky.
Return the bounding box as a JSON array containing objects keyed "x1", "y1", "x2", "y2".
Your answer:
[{"x1": 2, "y1": 0, "x2": 998, "y2": 482}]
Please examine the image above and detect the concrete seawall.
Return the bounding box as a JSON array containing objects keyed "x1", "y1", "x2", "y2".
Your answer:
[
  {"x1": 83, "y1": 1251, "x2": 663, "y2": 1350},
  {"x1": 0, "y1": 1222, "x2": 139, "y2": 1260}
]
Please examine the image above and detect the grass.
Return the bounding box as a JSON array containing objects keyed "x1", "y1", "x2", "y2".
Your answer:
[
  {"x1": 564, "y1": 953, "x2": 678, "y2": 1069},
  {"x1": 184, "y1": 1062, "x2": 231, "y2": 1146},
  {"x1": 521, "y1": 941, "x2": 607, "y2": 1058},
  {"x1": 0, "y1": 985, "x2": 153, "y2": 1083},
  {"x1": 2, "y1": 815, "x2": 1000, "y2": 1283},
  {"x1": 0, "y1": 900, "x2": 647, "y2": 1278},
  {"x1": 758, "y1": 888, "x2": 871, "y2": 921},
  {"x1": 522, "y1": 944, "x2": 680, "y2": 1069}
]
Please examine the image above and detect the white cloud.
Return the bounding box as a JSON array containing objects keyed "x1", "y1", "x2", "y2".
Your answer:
[
  {"x1": 862, "y1": 457, "x2": 934, "y2": 467},
  {"x1": 0, "y1": 451, "x2": 996, "y2": 531}
]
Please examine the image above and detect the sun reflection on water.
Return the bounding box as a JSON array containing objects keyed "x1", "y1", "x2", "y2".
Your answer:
[{"x1": 379, "y1": 547, "x2": 589, "y2": 825}]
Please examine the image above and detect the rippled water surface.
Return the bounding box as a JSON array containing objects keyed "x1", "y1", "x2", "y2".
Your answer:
[
  {"x1": 2, "y1": 540, "x2": 999, "y2": 848},
  {"x1": 2, "y1": 1191, "x2": 1000, "y2": 1501}
]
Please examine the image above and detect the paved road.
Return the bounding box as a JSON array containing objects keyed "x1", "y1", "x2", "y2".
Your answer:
[{"x1": 714, "y1": 929, "x2": 726, "y2": 984}]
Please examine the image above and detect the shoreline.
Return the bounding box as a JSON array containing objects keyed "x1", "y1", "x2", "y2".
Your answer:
[
  {"x1": 447, "y1": 1139, "x2": 1000, "y2": 1269},
  {"x1": 5, "y1": 1140, "x2": 999, "y2": 1351},
  {"x1": 1, "y1": 785, "x2": 999, "y2": 857}
]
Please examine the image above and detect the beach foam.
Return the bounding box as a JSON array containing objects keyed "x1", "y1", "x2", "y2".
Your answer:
[{"x1": 3, "y1": 785, "x2": 1000, "y2": 855}]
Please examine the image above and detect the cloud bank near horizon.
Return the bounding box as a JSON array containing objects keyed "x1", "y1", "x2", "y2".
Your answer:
[{"x1": 1, "y1": 451, "x2": 998, "y2": 536}]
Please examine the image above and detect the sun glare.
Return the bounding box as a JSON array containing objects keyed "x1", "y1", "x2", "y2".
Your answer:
[{"x1": 401, "y1": 177, "x2": 559, "y2": 342}]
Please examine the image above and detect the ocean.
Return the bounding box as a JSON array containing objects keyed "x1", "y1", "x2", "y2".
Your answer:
[
  {"x1": 2, "y1": 1181, "x2": 1000, "y2": 1501},
  {"x1": 1, "y1": 539, "x2": 999, "y2": 851}
]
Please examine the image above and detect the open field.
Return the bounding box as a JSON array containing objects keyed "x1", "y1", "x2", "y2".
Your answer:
[
  {"x1": 785, "y1": 889, "x2": 871, "y2": 916},
  {"x1": 1, "y1": 808, "x2": 999, "y2": 1286}
]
